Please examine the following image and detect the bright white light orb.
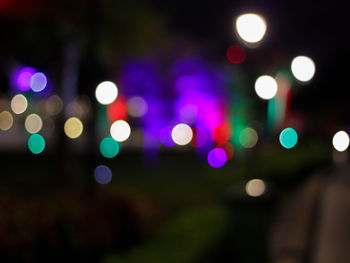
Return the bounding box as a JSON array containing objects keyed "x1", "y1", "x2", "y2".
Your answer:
[
  {"x1": 95, "y1": 81, "x2": 118, "y2": 105},
  {"x1": 332, "y1": 131, "x2": 350, "y2": 152},
  {"x1": 25, "y1": 113, "x2": 43, "y2": 134},
  {"x1": 110, "y1": 120, "x2": 131, "y2": 142},
  {"x1": 171, "y1": 123, "x2": 193, "y2": 146},
  {"x1": 246, "y1": 179, "x2": 265, "y2": 197},
  {"x1": 255, "y1": 75, "x2": 278, "y2": 100},
  {"x1": 236, "y1": 13, "x2": 267, "y2": 44},
  {"x1": 11, "y1": 94, "x2": 28, "y2": 114},
  {"x1": 291, "y1": 56, "x2": 315, "y2": 82}
]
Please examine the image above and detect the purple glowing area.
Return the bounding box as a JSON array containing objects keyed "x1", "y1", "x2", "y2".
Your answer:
[
  {"x1": 94, "y1": 165, "x2": 112, "y2": 184},
  {"x1": 175, "y1": 91, "x2": 225, "y2": 131},
  {"x1": 13, "y1": 67, "x2": 36, "y2": 91},
  {"x1": 30, "y1": 72, "x2": 47, "y2": 92},
  {"x1": 189, "y1": 127, "x2": 208, "y2": 148},
  {"x1": 175, "y1": 74, "x2": 210, "y2": 93},
  {"x1": 207, "y1": 148, "x2": 227, "y2": 168},
  {"x1": 160, "y1": 126, "x2": 176, "y2": 147}
]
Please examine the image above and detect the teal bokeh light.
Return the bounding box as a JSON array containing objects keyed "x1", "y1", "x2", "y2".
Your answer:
[
  {"x1": 279, "y1": 128, "x2": 298, "y2": 149},
  {"x1": 28, "y1": 134, "x2": 45, "y2": 154},
  {"x1": 100, "y1": 137, "x2": 119, "y2": 158}
]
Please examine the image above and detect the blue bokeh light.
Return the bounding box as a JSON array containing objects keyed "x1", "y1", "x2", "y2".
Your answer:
[
  {"x1": 94, "y1": 165, "x2": 112, "y2": 184},
  {"x1": 30, "y1": 72, "x2": 47, "y2": 92}
]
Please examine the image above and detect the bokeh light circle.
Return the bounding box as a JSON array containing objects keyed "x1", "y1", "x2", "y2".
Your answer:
[
  {"x1": 236, "y1": 13, "x2": 266, "y2": 44},
  {"x1": 45, "y1": 95, "x2": 63, "y2": 116},
  {"x1": 171, "y1": 123, "x2": 193, "y2": 146},
  {"x1": 332, "y1": 131, "x2": 350, "y2": 152},
  {"x1": 15, "y1": 67, "x2": 36, "y2": 91},
  {"x1": 127, "y1": 96, "x2": 148, "y2": 118},
  {"x1": 0, "y1": 111, "x2": 13, "y2": 131},
  {"x1": 25, "y1": 113, "x2": 43, "y2": 134},
  {"x1": 217, "y1": 142, "x2": 235, "y2": 160},
  {"x1": 110, "y1": 120, "x2": 131, "y2": 142},
  {"x1": 226, "y1": 45, "x2": 246, "y2": 64},
  {"x1": 100, "y1": 137, "x2": 120, "y2": 158},
  {"x1": 239, "y1": 127, "x2": 258, "y2": 148},
  {"x1": 28, "y1": 134, "x2": 45, "y2": 154},
  {"x1": 30, "y1": 72, "x2": 47, "y2": 92},
  {"x1": 11, "y1": 94, "x2": 28, "y2": 114},
  {"x1": 207, "y1": 148, "x2": 227, "y2": 168},
  {"x1": 291, "y1": 56, "x2": 315, "y2": 82},
  {"x1": 64, "y1": 117, "x2": 83, "y2": 139},
  {"x1": 95, "y1": 81, "x2": 118, "y2": 105},
  {"x1": 246, "y1": 179, "x2": 265, "y2": 197},
  {"x1": 94, "y1": 165, "x2": 112, "y2": 184},
  {"x1": 255, "y1": 75, "x2": 278, "y2": 100},
  {"x1": 279, "y1": 127, "x2": 298, "y2": 149}
]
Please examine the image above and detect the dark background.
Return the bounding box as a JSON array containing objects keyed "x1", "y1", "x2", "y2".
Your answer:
[{"x1": 0, "y1": 0, "x2": 348, "y2": 262}]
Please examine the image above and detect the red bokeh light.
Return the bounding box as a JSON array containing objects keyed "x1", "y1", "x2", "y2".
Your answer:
[
  {"x1": 213, "y1": 122, "x2": 232, "y2": 144},
  {"x1": 226, "y1": 45, "x2": 246, "y2": 64},
  {"x1": 217, "y1": 142, "x2": 234, "y2": 160},
  {"x1": 107, "y1": 96, "x2": 127, "y2": 123}
]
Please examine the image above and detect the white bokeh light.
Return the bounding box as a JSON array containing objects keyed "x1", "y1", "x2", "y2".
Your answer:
[
  {"x1": 171, "y1": 123, "x2": 193, "y2": 146},
  {"x1": 236, "y1": 13, "x2": 266, "y2": 44},
  {"x1": 110, "y1": 120, "x2": 131, "y2": 142},
  {"x1": 95, "y1": 81, "x2": 118, "y2": 105},
  {"x1": 254, "y1": 75, "x2": 278, "y2": 100},
  {"x1": 291, "y1": 56, "x2": 315, "y2": 82},
  {"x1": 332, "y1": 131, "x2": 350, "y2": 152},
  {"x1": 246, "y1": 179, "x2": 265, "y2": 197},
  {"x1": 11, "y1": 94, "x2": 28, "y2": 114},
  {"x1": 25, "y1": 113, "x2": 43, "y2": 134}
]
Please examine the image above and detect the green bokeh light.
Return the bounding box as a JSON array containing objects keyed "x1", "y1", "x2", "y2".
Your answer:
[
  {"x1": 28, "y1": 134, "x2": 45, "y2": 154},
  {"x1": 279, "y1": 128, "x2": 298, "y2": 149},
  {"x1": 100, "y1": 137, "x2": 119, "y2": 158}
]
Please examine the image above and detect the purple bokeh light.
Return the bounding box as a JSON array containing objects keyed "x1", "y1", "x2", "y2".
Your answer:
[
  {"x1": 191, "y1": 127, "x2": 208, "y2": 148},
  {"x1": 94, "y1": 165, "x2": 112, "y2": 184},
  {"x1": 30, "y1": 72, "x2": 47, "y2": 92},
  {"x1": 207, "y1": 148, "x2": 227, "y2": 168},
  {"x1": 160, "y1": 126, "x2": 176, "y2": 147},
  {"x1": 13, "y1": 67, "x2": 36, "y2": 91}
]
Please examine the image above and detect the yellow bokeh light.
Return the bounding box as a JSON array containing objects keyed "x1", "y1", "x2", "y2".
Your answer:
[
  {"x1": 239, "y1": 127, "x2": 258, "y2": 148},
  {"x1": 64, "y1": 117, "x2": 83, "y2": 139},
  {"x1": 0, "y1": 111, "x2": 13, "y2": 131},
  {"x1": 11, "y1": 94, "x2": 28, "y2": 114},
  {"x1": 25, "y1": 113, "x2": 43, "y2": 134},
  {"x1": 246, "y1": 179, "x2": 265, "y2": 197}
]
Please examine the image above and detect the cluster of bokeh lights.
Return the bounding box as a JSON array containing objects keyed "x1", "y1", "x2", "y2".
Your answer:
[
  {"x1": 13, "y1": 67, "x2": 48, "y2": 93},
  {"x1": 0, "y1": 10, "x2": 326, "y2": 185}
]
